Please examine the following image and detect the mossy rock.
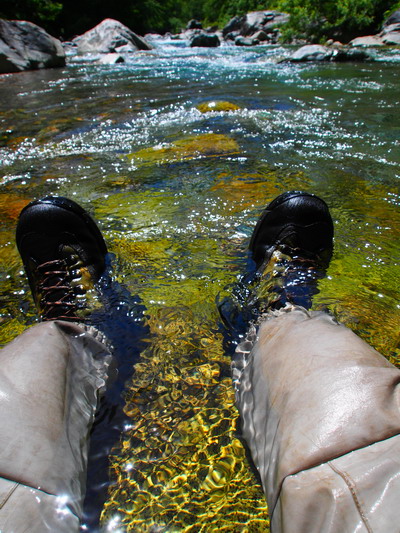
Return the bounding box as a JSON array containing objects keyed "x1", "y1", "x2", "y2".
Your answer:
[
  {"x1": 93, "y1": 190, "x2": 182, "y2": 241},
  {"x1": 315, "y1": 248, "x2": 400, "y2": 366},
  {"x1": 109, "y1": 233, "x2": 237, "y2": 319},
  {"x1": 127, "y1": 133, "x2": 240, "y2": 166},
  {"x1": 209, "y1": 168, "x2": 312, "y2": 216},
  {"x1": 196, "y1": 101, "x2": 241, "y2": 113}
]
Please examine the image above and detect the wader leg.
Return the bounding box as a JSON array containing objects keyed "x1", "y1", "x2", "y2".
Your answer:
[
  {"x1": 235, "y1": 306, "x2": 400, "y2": 533},
  {"x1": 0, "y1": 320, "x2": 111, "y2": 533}
]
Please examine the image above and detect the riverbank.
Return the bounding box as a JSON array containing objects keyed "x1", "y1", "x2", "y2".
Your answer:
[{"x1": 1, "y1": 9, "x2": 400, "y2": 74}]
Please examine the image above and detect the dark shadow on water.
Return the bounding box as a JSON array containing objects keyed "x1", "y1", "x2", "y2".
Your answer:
[{"x1": 80, "y1": 257, "x2": 150, "y2": 532}]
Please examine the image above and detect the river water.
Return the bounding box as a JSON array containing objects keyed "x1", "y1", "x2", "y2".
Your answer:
[{"x1": 0, "y1": 38, "x2": 399, "y2": 532}]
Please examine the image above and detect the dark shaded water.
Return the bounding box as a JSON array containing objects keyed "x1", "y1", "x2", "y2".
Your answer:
[{"x1": 0, "y1": 39, "x2": 399, "y2": 531}]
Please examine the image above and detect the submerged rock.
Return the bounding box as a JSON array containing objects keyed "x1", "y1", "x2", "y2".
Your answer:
[
  {"x1": 127, "y1": 133, "x2": 239, "y2": 166},
  {"x1": 0, "y1": 19, "x2": 65, "y2": 74},
  {"x1": 196, "y1": 101, "x2": 241, "y2": 113},
  {"x1": 73, "y1": 18, "x2": 152, "y2": 54},
  {"x1": 190, "y1": 32, "x2": 220, "y2": 48},
  {"x1": 331, "y1": 48, "x2": 371, "y2": 61}
]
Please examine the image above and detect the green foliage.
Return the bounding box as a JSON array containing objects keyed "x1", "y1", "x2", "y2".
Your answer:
[
  {"x1": 201, "y1": 0, "x2": 271, "y2": 26},
  {"x1": 274, "y1": 0, "x2": 399, "y2": 43},
  {"x1": 385, "y1": 1, "x2": 400, "y2": 17},
  {"x1": 0, "y1": 0, "x2": 398, "y2": 39},
  {"x1": 0, "y1": 0, "x2": 62, "y2": 25}
]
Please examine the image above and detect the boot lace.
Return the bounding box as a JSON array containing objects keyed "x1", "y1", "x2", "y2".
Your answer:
[{"x1": 36, "y1": 258, "x2": 86, "y2": 321}]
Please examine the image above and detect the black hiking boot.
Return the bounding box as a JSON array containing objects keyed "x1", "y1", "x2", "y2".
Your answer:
[
  {"x1": 248, "y1": 190, "x2": 334, "y2": 311},
  {"x1": 218, "y1": 191, "x2": 334, "y2": 354},
  {"x1": 16, "y1": 196, "x2": 108, "y2": 322}
]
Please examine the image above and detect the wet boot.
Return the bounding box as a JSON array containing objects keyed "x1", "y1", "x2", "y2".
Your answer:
[
  {"x1": 218, "y1": 191, "x2": 334, "y2": 353},
  {"x1": 16, "y1": 196, "x2": 108, "y2": 322},
  {"x1": 248, "y1": 190, "x2": 334, "y2": 312}
]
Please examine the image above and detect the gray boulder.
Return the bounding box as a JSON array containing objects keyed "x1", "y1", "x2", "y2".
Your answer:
[
  {"x1": 379, "y1": 11, "x2": 400, "y2": 44},
  {"x1": 350, "y1": 35, "x2": 384, "y2": 46},
  {"x1": 289, "y1": 44, "x2": 331, "y2": 61},
  {"x1": 0, "y1": 19, "x2": 65, "y2": 74},
  {"x1": 187, "y1": 19, "x2": 202, "y2": 30},
  {"x1": 97, "y1": 53, "x2": 125, "y2": 64},
  {"x1": 222, "y1": 16, "x2": 244, "y2": 38},
  {"x1": 287, "y1": 44, "x2": 369, "y2": 62},
  {"x1": 235, "y1": 36, "x2": 258, "y2": 46},
  {"x1": 241, "y1": 11, "x2": 289, "y2": 37},
  {"x1": 350, "y1": 17, "x2": 400, "y2": 47},
  {"x1": 73, "y1": 18, "x2": 152, "y2": 54},
  {"x1": 382, "y1": 32, "x2": 400, "y2": 45},
  {"x1": 350, "y1": 10, "x2": 400, "y2": 47},
  {"x1": 383, "y1": 9, "x2": 400, "y2": 27},
  {"x1": 223, "y1": 10, "x2": 289, "y2": 44},
  {"x1": 224, "y1": 31, "x2": 240, "y2": 42},
  {"x1": 190, "y1": 32, "x2": 220, "y2": 47},
  {"x1": 252, "y1": 30, "x2": 270, "y2": 42},
  {"x1": 381, "y1": 23, "x2": 400, "y2": 44}
]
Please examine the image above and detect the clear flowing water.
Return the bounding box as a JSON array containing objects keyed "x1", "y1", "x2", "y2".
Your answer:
[{"x1": 0, "y1": 39, "x2": 399, "y2": 532}]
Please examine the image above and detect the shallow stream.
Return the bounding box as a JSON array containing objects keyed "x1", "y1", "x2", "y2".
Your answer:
[{"x1": 0, "y1": 39, "x2": 399, "y2": 532}]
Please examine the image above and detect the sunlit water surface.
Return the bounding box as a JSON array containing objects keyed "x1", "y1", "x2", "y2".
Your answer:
[{"x1": 0, "y1": 39, "x2": 399, "y2": 532}]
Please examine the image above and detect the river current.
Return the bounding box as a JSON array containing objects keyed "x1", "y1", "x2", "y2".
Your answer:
[{"x1": 0, "y1": 38, "x2": 399, "y2": 531}]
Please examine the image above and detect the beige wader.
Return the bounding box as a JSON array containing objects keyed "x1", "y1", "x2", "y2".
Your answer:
[
  {"x1": 235, "y1": 305, "x2": 400, "y2": 533},
  {"x1": 0, "y1": 321, "x2": 111, "y2": 532}
]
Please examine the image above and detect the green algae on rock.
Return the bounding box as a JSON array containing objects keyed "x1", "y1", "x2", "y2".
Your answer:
[
  {"x1": 127, "y1": 134, "x2": 240, "y2": 167},
  {"x1": 196, "y1": 101, "x2": 241, "y2": 113}
]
